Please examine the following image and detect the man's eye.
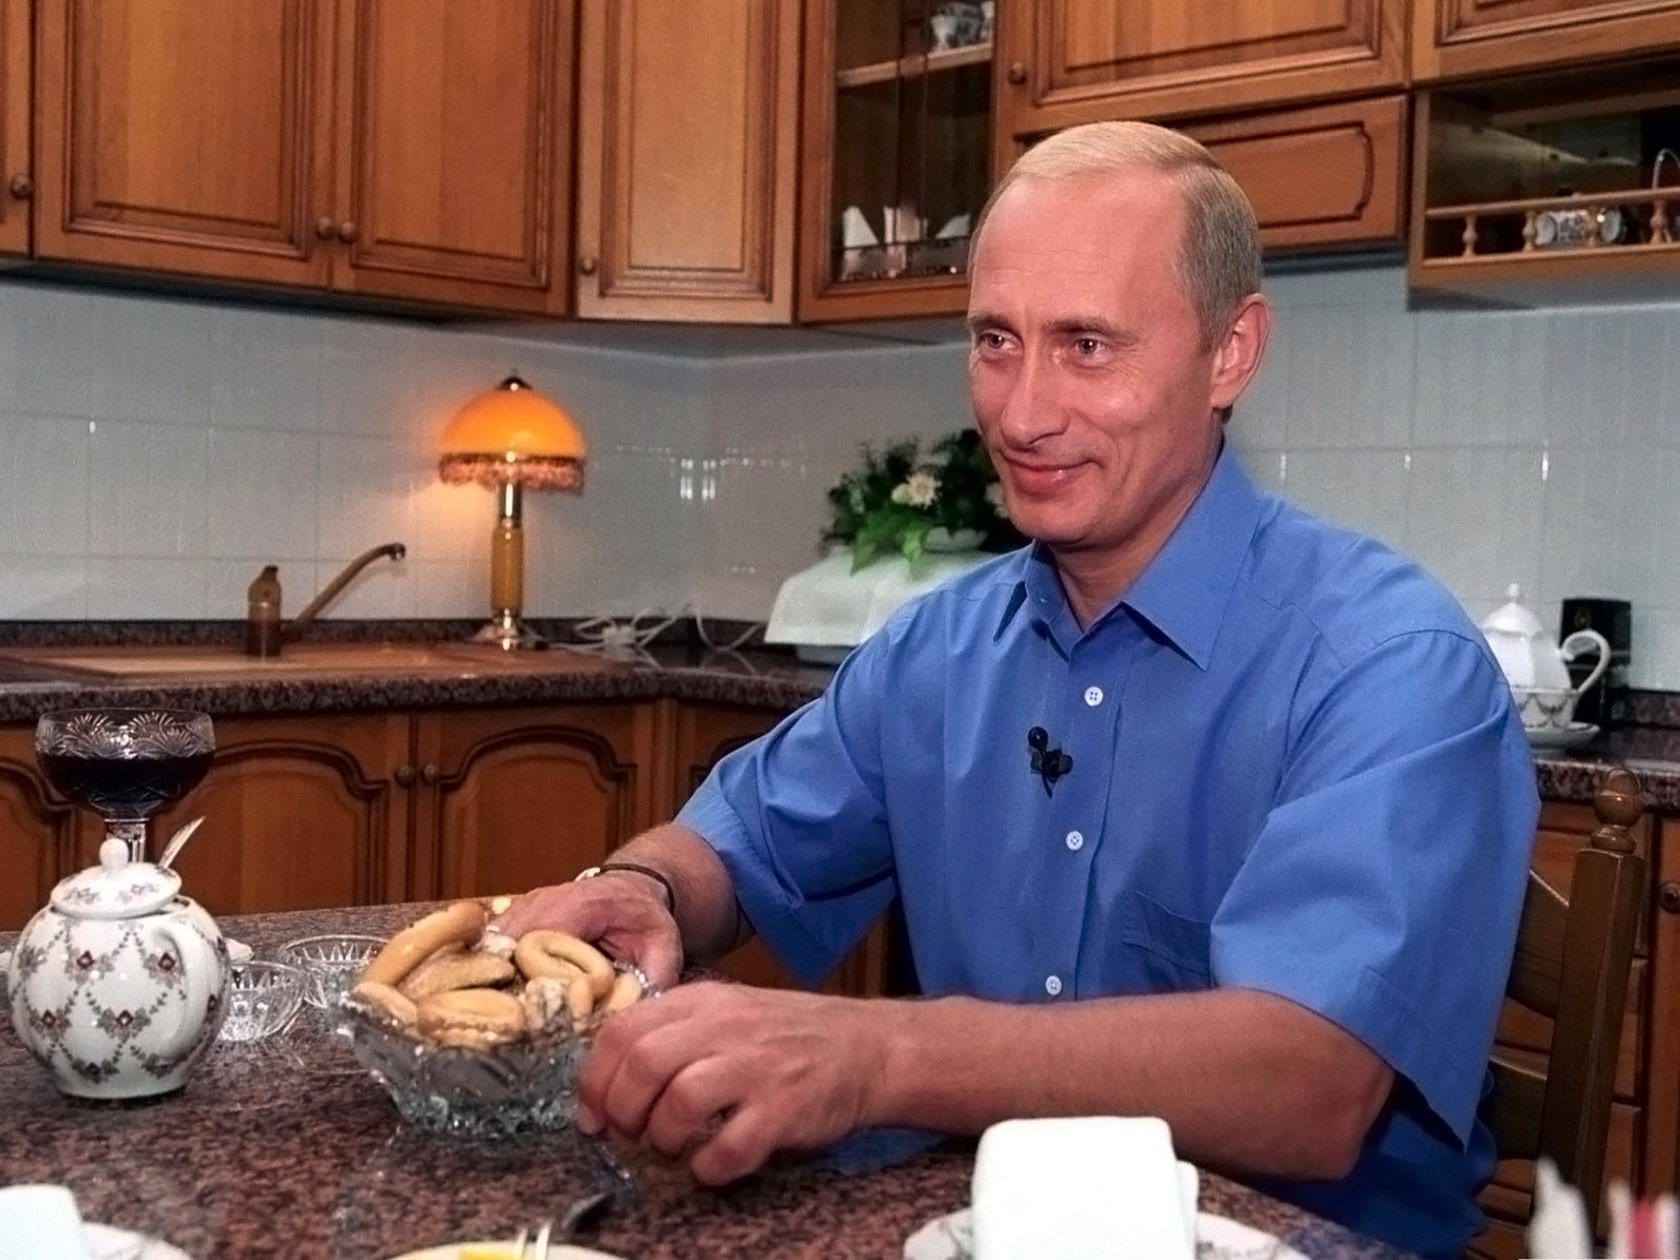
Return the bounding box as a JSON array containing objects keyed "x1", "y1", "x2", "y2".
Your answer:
[
  {"x1": 1074, "y1": 337, "x2": 1103, "y2": 356},
  {"x1": 976, "y1": 331, "x2": 1008, "y2": 351}
]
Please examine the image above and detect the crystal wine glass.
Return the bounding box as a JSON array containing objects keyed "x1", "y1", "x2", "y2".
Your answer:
[{"x1": 35, "y1": 708, "x2": 215, "y2": 862}]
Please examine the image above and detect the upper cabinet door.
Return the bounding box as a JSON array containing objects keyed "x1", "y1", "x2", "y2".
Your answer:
[
  {"x1": 333, "y1": 0, "x2": 575, "y2": 314},
  {"x1": 998, "y1": 0, "x2": 1406, "y2": 147},
  {"x1": 34, "y1": 0, "x2": 336, "y2": 286},
  {"x1": 1413, "y1": 0, "x2": 1680, "y2": 82},
  {"x1": 574, "y1": 0, "x2": 801, "y2": 323},
  {"x1": 0, "y1": 0, "x2": 31, "y2": 256}
]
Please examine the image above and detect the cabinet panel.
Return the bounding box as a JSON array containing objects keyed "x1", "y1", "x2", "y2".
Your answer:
[
  {"x1": 998, "y1": 0, "x2": 1405, "y2": 141},
  {"x1": 0, "y1": 727, "x2": 81, "y2": 932},
  {"x1": 575, "y1": 0, "x2": 800, "y2": 322},
  {"x1": 1645, "y1": 816, "x2": 1680, "y2": 1193},
  {"x1": 35, "y1": 0, "x2": 336, "y2": 286},
  {"x1": 333, "y1": 0, "x2": 574, "y2": 313},
  {"x1": 1475, "y1": 1100, "x2": 1640, "y2": 1249},
  {"x1": 0, "y1": 0, "x2": 30, "y2": 255},
  {"x1": 1414, "y1": 0, "x2": 1680, "y2": 82},
  {"x1": 1181, "y1": 95, "x2": 1408, "y2": 252},
  {"x1": 153, "y1": 714, "x2": 411, "y2": 918},
  {"x1": 420, "y1": 705, "x2": 657, "y2": 902}
]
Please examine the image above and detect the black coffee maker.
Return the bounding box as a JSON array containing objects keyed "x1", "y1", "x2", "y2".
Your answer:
[{"x1": 1560, "y1": 597, "x2": 1632, "y2": 728}]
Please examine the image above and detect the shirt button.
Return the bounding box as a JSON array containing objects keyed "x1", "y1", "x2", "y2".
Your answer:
[
  {"x1": 1045, "y1": 974, "x2": 1063, "y2": 997},
  {"x1": 1065, "y1": 830, "x2": 1084, "y2": 851},
  {"x1": 1084, "y1": 686, "x2": 1104, "y2": 707}
]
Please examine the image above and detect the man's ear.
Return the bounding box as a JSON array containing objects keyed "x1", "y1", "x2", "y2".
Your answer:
[{"x1": 1209, "y1": 293, "x2": 1272, "y2": 412}]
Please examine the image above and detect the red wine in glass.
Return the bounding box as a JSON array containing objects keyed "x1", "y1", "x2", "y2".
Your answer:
[{"x1": 35, "y1": 708, "x2": 215, "y2": 862}]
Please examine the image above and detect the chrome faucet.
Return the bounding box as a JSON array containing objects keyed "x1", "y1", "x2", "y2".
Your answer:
[{"x1": 245, "y1": 542, "x2": 407, "y2": 656}]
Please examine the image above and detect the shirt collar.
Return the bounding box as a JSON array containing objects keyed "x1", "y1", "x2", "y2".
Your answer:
[{"x1": 998, "y1": 442, "x2": 1265, "y2": 670}]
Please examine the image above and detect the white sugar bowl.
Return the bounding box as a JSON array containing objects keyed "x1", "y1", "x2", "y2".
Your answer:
[
  {"x1": 1479, "y1": 585, "x2": 1612, "y2": 730},
  {"x1": 7, "y1": 838, "x2": 229, "y2": 1099}
]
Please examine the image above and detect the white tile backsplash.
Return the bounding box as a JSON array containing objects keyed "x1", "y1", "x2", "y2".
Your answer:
[{"x1": 3, "y1": 267, "x2": 1680, "y2": 686}]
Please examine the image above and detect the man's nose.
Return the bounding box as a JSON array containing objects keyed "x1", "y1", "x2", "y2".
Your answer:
[{"x1": 995, "y1": 350, "x2": 1068, "y2": 446}]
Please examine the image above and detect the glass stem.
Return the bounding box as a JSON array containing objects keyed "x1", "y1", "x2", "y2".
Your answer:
[{"x1": 108, "y1": 818, "x2": 148, "y2": 864}]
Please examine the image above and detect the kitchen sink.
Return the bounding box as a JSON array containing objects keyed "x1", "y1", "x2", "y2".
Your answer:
[{"x1": 0, "y1": 642, "x2": 598, "y2": 679}]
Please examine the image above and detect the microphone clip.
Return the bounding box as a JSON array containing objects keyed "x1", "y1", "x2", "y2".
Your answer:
[{"x1": 1027, "y1": 726, "x2": 1073, "y2": 797}]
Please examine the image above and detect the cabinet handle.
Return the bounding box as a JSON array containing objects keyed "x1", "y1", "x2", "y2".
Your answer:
[
  {"x1": 394, "y1": 763, "x2": 416, "y2": 787},
  {"x1": 420, "y1": 762, "x2": 439, "y2": 785},
  {"x1": 1006, "y1": 61, "x2": 1027, "y2": 85},
  {"x1": 8, "y1": 173, "x2": 32, "y2": 200},
  {"x1": 578, "y1": 255, "x2": 598, "y2": 276},
  {"x1": 315, "y1": 216, "x2": 337, "y2": 239},
  {"x1": 1661, "y1": 882, "x2": 1680, "y2": 914},
  {"x1": 337, "y1": 220, "x2": 360, "y2": 244}
]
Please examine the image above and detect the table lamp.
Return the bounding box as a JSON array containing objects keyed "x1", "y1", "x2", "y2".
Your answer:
[{"x1": 438, "y1": 374, "x2": 586, "y2": 650}]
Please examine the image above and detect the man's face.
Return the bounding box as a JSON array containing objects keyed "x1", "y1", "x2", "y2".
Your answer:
[{"x1": 966, "y1": 171, "x2": 1230, "y2": 561}]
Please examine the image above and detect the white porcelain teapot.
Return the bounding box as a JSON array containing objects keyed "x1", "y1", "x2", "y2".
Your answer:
[
  {"x1": 6, "y1": 837, "x2": 229, "y2": 1099},
  {"x1": 1479, "y1": 585, "x2": 1612, "y2": 729}
]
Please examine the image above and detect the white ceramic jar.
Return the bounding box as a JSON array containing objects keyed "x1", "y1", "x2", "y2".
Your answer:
[{"x1": 7, "y1": 838, "x2": 229, "y2": 1099}]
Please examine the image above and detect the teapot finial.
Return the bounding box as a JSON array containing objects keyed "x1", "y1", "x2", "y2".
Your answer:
[
  {"x1": 98, "y1": 837, "x2": 128, "y2": 870},
  {"x1": 1507, "y1": 582, "x2": 1522, "y2": 601}
]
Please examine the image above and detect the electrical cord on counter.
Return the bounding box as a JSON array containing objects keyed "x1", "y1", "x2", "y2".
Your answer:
[{"x1": 556, "y1": 607, "x2": 767, "y2": 669}]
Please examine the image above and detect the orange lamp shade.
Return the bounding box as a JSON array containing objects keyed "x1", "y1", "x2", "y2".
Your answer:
[{"x1": 437, "y1": 374, "x2": 586, "y2": 492}]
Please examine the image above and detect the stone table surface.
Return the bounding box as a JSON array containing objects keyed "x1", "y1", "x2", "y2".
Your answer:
[{"x1": 1, "y1": 904, "x2": 1421, "y2": 1260}]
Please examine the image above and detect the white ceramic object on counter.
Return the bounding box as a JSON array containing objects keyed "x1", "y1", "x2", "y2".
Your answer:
[
  {"x1": 6, "y1": 838, "x2": 229, "y2": 1099},
  {"x1": 1479, "y1": 585, "x2": 1612, "y2": 730}
]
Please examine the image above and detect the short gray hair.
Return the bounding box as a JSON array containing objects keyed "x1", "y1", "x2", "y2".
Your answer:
[{"x1": 975, "y1": 122, "x2": 1262, "y2": 351}]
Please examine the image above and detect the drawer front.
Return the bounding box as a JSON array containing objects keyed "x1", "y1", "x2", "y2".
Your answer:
[{"x1": 1178, "y1": 95, "x2": 1408, "y2": 252}]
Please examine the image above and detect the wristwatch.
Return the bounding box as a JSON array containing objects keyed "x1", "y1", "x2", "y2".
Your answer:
[{"x1": 574, "y1": 861, "x2": 677, "y2": 914}]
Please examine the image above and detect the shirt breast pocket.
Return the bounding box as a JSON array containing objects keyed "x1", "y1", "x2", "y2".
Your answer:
[{"x1": 1118, "y1": 892, "x2": 1214, "y2": 992}]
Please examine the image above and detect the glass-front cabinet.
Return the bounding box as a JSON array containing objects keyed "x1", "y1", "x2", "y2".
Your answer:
[{"x1": 799, "y1": 1, "x2": 996, "y2": 321}]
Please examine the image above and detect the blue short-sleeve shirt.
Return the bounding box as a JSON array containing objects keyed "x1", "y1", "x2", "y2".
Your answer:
[{"x1": 678, "y1": 443, "x2": 1538, "y2": 1259}]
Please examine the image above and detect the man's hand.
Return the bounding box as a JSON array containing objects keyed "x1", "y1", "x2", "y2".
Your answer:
[
  {"x1": 493, "y1": 875, "x2": 683, "y2": 989},
  {"x1": 576, "y1": 981, "x2": 887, "y2": 1185}
]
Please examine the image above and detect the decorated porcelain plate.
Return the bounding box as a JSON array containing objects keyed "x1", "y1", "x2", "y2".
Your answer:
[
  {"x1": 904, "y1": 1208, "x2": 1308, "y2": 1260},
  {"x1": 1526, "y1": 722, "x2": 1599, "y2": 750},
  {"x1": 86, "y1": 1223, "x2": 195, "y2": 1260}
]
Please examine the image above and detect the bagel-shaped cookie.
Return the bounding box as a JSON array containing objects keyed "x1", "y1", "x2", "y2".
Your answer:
[
  {"x1": 416, "y1": 987, "x2": 526, "y2": 1051},
  {"x1": 361, "y1": 900, "x2": 486, "y2": 989},
  {"x1": 564, "y1": 974, "x2": 596, "y2": 1027},
  {"x1": 349, "y1": 980, "x2": 419, "y2": 1031},
  {"x1": 602, "y1": 969, "x2": 644, "y2": 1014},
  {"x1": 398, "y1": 947, "x2": 516, "y2": 1001},
  {"x1": 515, "y1": 930, "x2": 614, "y2": 999},
  {"x1": 519, "y1": 975, "x2": 570, "y2": 1035}
]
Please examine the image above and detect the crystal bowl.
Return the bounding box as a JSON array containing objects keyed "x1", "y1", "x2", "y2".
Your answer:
[
  {"x1": 218, "y1": 960, "x2": 306, "y2": 1042},
  {"x1": 336, "y1": 964, "x2": 655, "y2": 1140},
  {"x1": 278, "y1": 934, "x2": 388, "y2": 1010}
]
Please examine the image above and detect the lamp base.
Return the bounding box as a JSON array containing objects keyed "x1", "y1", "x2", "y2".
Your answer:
[{"x1": 470, "y1": 611, "x2": 547, "y2": 651}]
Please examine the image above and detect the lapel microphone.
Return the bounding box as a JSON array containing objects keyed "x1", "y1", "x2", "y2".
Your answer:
[{"x1": 1027, "y1": 726, "x2": 1073, "y2": 797}]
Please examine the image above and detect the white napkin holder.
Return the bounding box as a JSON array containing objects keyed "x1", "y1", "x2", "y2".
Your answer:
[
  {"x1": 0, "y1": 1185, "x2": 94, "y2": 1260},
  {"x1": 765, "y1": 548, "x2": 992, "y2": 664},
  {"x1": 971, "y1": 1116, "x2": 1198, "y2": 1260}
]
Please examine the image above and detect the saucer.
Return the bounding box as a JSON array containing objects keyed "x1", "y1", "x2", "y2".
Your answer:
[
  {"x1": 1526, "y1": 722, "x2": 1600, "y2": 750},
  {"x1": 904, "y1": 1208, "x2": 1307, "y2": 1260}
]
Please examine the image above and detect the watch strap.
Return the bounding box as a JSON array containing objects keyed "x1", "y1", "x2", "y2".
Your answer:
[{"x1": 577, "y1": 861, "x2": 677, "y2": 915}]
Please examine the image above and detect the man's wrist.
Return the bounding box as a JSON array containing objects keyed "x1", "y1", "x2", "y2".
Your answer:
[{"x1": 575, "y1": 861, "x2": 678, "y2": 916}]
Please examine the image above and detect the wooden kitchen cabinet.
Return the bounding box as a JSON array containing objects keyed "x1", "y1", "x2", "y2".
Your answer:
[
  {"x1": 0, "y1": 0, "x2": 32, "y2": 256},
  {"x1": 415, "y1": 703, "x2": 659, "y2": 901},
  {"x1": 1181, "y1": 95, "x2": 1409, "y2": 253},
  {"x1": 798, "y1": 0, "x2": 994, "y2": 322},
  {"x1": 994, "y1": 0, "x2": 1406, "y2": 168},
  {"x1": 0, "y1": 726, "x2": 82, "y2": 932},
  {"x1": 35, "y1": 0, "x2": 575, "y2": 314},
  {"x1": 573, "y1": 0, "x2": 801, "y2": 323},
  {"x1": 151, "y1": 713, "x2": 413, "y2": 918},
  {"x1": 1412, "y1": 0, "x2": 1680, "y2": 84}
]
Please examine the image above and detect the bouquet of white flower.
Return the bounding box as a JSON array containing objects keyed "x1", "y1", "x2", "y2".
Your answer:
[{"x1": 824, "y1": 431, "x2": 1017, "y2": 570}]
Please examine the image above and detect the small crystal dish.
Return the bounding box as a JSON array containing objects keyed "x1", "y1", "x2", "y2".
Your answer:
[
  {"x1": 278, "y1": 934, "x2": 388, "y2": 1009},
  {"x1": 218, "y1": 960, "x2": 305, "y2": 1043},
  {"x1": 337, "y1": 963, "x2": 656, "y2": 1140}
]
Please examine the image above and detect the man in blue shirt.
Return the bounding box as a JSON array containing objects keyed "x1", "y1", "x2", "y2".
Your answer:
[{"x1": 499, "y1": 121, "x2": 1537, "y2": 1258}]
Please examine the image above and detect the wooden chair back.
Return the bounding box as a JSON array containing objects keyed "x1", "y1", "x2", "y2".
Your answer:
[{"x1": 1485, "y1": 766, "x2": 1646, "y2": 1232}]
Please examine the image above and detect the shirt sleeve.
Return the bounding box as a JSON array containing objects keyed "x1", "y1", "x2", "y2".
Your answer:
[
  {"x1": 676, "y1": 631, "x2": 900, "y2": 986},
  {"x1": 1209, "y1": 628, "x2": 1539, "y2": 1146}
]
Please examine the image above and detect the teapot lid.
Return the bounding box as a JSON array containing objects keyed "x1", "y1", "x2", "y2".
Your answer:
[
  {"x1": 49, "y1": 839, "x2": 181, "y2": 919},
  {"x1": 1480, "y1": 584, "x2": 1547, "y2": 639}
]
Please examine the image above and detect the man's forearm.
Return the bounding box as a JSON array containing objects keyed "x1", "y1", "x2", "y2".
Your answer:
[
  {"x1": 605, "y1": 824, "x2": 747, "y2": 962},
  {"x1": 864, "y1": 988, "x2": 1393, "y2": 1180}
]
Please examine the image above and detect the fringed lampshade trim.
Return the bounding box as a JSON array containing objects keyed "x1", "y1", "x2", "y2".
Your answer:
[{"x1": 438, "y1": 454, "x2": 585, "y2": 492}]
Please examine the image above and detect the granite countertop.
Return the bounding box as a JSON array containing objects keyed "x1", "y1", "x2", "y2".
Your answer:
[
  {"x1": 0, "y1": 904, "x2": 1418, "y2": 1259},
  {"x1": 0, "y1": 627, "x2": 1675, "y2": 811}
]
